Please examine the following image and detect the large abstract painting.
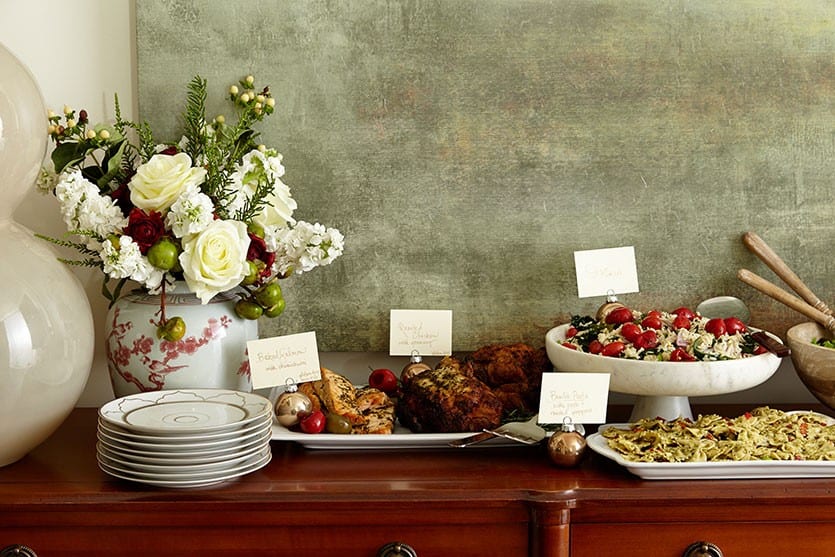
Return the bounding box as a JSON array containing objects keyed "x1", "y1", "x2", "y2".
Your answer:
[{"x1": 137, "y1": 1, "x2": 835, "y2": 350}]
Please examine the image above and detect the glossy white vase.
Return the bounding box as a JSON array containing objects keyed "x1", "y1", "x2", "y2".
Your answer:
[
  {"x1": 0, "y1": 46, "x2": 95, "y2": 466},
  {"x1": 105, "y1": 283, "x2": 258, "y2": 397}
]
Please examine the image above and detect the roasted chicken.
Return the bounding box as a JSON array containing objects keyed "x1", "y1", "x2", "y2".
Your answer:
[{"x1": 397, "y1": 357, "x2": 503, "y2": 433}]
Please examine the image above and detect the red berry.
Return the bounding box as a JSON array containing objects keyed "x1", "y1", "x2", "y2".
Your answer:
[
  {"x1": 670, "y1": 348, "x2": 696, "y2": 362},
  {"x1": 672, "y1": 307, "x2": 696, "y2": 320},
  {"x1": 620, "y1": 322, "x2": 642, "y2": 343},
  {"x1": 705, "y1": 318, "x2": 727, "y2": 338},
  {"x1": 723, "y1": 317, "x2": 747, "y2": 335},
  {"x1": 298, "y1": 410, "x2": 326, "y2": 434},
  {"x1": 635, "y1": 330, "x2": 658, "y2": 350},
  {"x1": 601, "y1": 341, "x2": 626, "y2": 357},
  {"x1": 368, "y1": 368, "x2": 398, "y2": 394},
  {"x1": 605, "y1": 307, "x2": 634, "y2": 325},
  {"x1": 641, "y1": 315, "x2": 663, "y2": 330},
  {"x1": 672, "y1": 315, "x2": 691, "y2": 331}
]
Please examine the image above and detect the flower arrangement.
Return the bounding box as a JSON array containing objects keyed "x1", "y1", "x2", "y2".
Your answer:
[{"x1": 38, "y1": 75, "x2": 344, "y2": 340}]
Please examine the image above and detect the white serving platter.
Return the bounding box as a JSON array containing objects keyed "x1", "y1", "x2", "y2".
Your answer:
[
  {"x1": 271, "y1": 422, "x2": 533, "y2": 450},
  {"x1": 589, "y1": 414, "x2": 835, "y2": 480}
]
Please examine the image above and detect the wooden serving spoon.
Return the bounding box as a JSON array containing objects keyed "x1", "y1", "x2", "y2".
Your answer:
[
  {"x1": 742, "y1": 231, "x2": 833, "y2": 316},
  {"x1": 737, "y1": 268, "x2": 835, "y2": 335}
]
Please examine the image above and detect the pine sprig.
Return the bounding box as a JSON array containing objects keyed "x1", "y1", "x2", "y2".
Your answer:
[
  {"x1": 182, "y1": 75, "x2": 208, "y2": 164},
  {"x1": 35, "y1": 232, "x2": 101, "y2": 256}
]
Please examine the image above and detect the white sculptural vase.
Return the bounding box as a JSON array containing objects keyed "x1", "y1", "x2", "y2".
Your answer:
[{"x1": 0, "y1": 45, "x2": 95, "y2": 466}]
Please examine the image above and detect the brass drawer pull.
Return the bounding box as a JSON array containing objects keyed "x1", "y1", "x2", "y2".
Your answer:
[
  {"x1": 682, "y1": 541, "x2": 723, "y2": 557},
  {"x1": 0, "y1": 545, "x2": 37, "y2": 557},
  {"x1": 377, "y1": 541, "x2": 418, "y2": 557}
]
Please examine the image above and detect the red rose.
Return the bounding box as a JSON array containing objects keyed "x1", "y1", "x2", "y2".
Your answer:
[
  {"x1": 246, "y1": 232, "x2": 275, "y2": 277},
  {"x1": 125, "y1": 208, "x2": 166, "y2": 254},
  {"x1": 158, "y1": 145, "x2": 179, "y2": 156}
]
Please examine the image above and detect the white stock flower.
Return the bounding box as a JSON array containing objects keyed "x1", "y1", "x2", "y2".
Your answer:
[
  {"x1": 129, "y1": 153, "x2": 207, "y2": 212},
  {"x1": 99, "y1": 236, "x2": 162, "y2": 290},
  {"x1": 166, "y1": 187, "x2": 215, "y2": 237},
  {"x1": 55, "y1": 169, "x2": 126, "y2": 240},
  {"x1": 179, "y1": 219, "x2": 250, "y2": 303},
  {"x1": 270, "y1": 221, "x2": 344, "y2": 276}
]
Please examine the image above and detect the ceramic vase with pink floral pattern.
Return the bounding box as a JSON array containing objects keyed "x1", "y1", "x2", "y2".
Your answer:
[{"x1": 105, "y1": 282, "x2": 257, "y2": 397}]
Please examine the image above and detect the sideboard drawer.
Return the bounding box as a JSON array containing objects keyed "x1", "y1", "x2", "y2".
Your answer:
[{"x1": 571, "y1": 522, "x2": 835, "y2": 557}]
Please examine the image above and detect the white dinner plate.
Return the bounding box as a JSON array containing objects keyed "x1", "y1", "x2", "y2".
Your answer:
[
  {"x1": 97, "y1": 413, "x2": 272, "y2": 447},
  {"x1": 589, "y1": 411, "x2": 835, "y2": 480},
  {"x1": 98, "y1": 413, "x2": 271, "y2": 442},
  {"x1": 97, "y1": 417, "x2": 272, "y2": 452},
  {"x1": 97, "y1": 440, "x2": 267, "y2": 470},
  {"x1": 271, "y1": 422, "x2": 535, "y2": 450},
  {"x1": 99, "y1": 389, "x2": 272, "y2": 435},
  {"x1": 97, "y1": 449, "x2": 272, "y2": 488},
  {"x1": 97, "y1": 444, "x2": 271, "y2": 479},
  {"x1": 97, "y1": 423, "x2": 273, "y2": 458}
]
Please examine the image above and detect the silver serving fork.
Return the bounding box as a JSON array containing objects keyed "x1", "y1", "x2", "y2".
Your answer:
[{"x1": 449, "y1": 415, "x2": 545, "y2": 447}]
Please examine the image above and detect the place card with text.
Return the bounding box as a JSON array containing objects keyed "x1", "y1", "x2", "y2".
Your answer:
[
  {"x1": 537, "y1": 372, "x2": 610, "y2": 425},
  {"x1": 389, "y1": 309, "x2": 452, "y2": 356},
  {"x1": 574, "y1": 245, "x2": 640, "y2": 298},
  {"x1": 247, "y1": 331, "x2": 321, "y2": 390}
]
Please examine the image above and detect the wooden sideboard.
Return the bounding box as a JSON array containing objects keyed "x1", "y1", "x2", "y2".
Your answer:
[{"x1": 4, "y1": 406, "x2": 835, "y2": 556}]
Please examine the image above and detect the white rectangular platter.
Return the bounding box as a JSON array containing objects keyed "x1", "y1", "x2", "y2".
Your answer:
[
  {"x1": 589, "y1": 423, "x2": 835, "y2": 480},
  {"x1": 271, "y1": 422, "x2": 524, "y2": 450}
]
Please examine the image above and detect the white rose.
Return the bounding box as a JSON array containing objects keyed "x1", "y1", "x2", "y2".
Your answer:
[
  {"x1": 179, "y1": 219, "x2": 250, "y2": 303},
  {"x1": 129, "y1": 153, "x2": 207, "y2": 212},
  {"x1": 253, "y1": 177, "x2": 297, "y2": 229}
]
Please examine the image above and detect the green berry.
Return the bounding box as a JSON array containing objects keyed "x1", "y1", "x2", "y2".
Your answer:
[
  {"x1": 235, "y1": 299, "x2": 264, "y2": 320},
  {"x1": 157, "y1": 316, "x2": 186, "y2": 341},
  {"x1": 147, "y1": 239, "x2": 179, "y2": 270},
  {"x1": 241, "y1": 261, "x2": 259, "y2": 285},
  {"x1": 255, "y1": 281, "x2": 283, "y2": 308},
  {"x1": 247, "y1": 222, "x2": 265, "y2": 238},
  {"x1": 264, "y1": 298, "x2": 286, "y2": 318}
]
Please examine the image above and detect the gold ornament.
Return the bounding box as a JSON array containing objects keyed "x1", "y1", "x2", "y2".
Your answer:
[
  {"x1": 274, "y1": 384, "x2": 312, "y2": 427},
  {"x1": 547, "y1": 419, "x2": 587, "y2": 468},
  {"x1": 400, "y1": 350, "x2": 432, "y2": 384}
]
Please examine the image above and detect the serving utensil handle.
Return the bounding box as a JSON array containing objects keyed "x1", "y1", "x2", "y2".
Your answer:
[
  {"x1": 737, "y1": 268, "x2": 835, "y2": 335},
  {"x1": 742, "y1": 231, "x2": 833, "y2": 315}
]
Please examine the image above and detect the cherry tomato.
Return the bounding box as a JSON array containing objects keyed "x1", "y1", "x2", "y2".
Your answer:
[
  {"x1": 723, "y1": 317, "x2": 747, "y2": 335},
  {"x1": 672, "y1": 307, "x2": 696, "y2": 320},
  {"x1": 588, "y1": 340, "x2": 603, "y2": 354},
  {"x1": 646, "y1": 309, "x2": 662, "y2": 318},
  {"x1": 601, "y1": 341, "x2": 626, "y2": 357},
  {"x1": 620, "y1": 322, "x2": 642, "y2": 343},
  {"x1": 298, "y1": 410, "x2": 326, "y2": 434},
  {"x1": 605, "y1": 307, "x2": 634, "y2": 325},
  {"x1": 672, "y1": 315, "x2": 691, "y2": 331},
  {"x1": 561, "y1": 342, "x2": 577, "y2": 350},
  {"x1": 705, "y1": 318, "x2": 727, "y2": 337},
  {"x1": 635, "y1": 330, "x2": 658, "y2": 350},
  {"x1": 641, "y1": 315, "x2": 663, "y2": 330},
  {"x1": 566, "y1": 326, "x2": 578, "y2": 338},
  {"x1": 670, "y1": 348, "x2": 696, "y2": 362},
  {"x1": 368, "y1": 368, "x2": 398, "y2": 394}
]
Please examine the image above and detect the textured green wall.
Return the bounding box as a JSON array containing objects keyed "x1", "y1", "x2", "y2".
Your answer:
[{"x1": 136, "y1": 1, "x2": 835, "y2": 351}]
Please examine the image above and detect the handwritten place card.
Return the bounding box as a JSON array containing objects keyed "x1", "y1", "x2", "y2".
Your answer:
[
  {"x1": 247, "y1": 331, "x2": 321, "y2": 390},
  {"x1": 574, "y1": 246, "x2": 640, "y2": 298},
  {"x1": 389, "y1": 309, "x2": 452, "y2": 356},
  {"x1": 538, "y1": 372, "x2": 610, "y2": 425}
]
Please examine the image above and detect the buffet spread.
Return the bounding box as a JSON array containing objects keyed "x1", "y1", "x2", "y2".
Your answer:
[{"x1": 88, "y1": 231, "x2": 835, "y2": 489}]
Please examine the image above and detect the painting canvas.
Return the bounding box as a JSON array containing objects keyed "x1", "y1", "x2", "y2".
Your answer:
[{"x1": 137, "y1": 1, "x2": 835, "y2": 351}]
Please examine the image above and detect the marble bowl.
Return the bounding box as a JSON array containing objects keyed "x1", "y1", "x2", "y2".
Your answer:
[
  {"x1": 545, "y1": 324, "x2": 782, "y2": 421},
  {"x1": 786, "y1": 322, "x2": 835, "y2": 411}
]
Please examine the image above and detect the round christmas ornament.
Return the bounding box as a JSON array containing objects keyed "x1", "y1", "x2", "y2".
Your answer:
[
  {"x1": 595, "y1": 292, "x2": 627, "y2": 322},
  {"x1": 547, "y1": 418, "x2": 587, "y2": 468},
  {"x1": 274, "y1": 384, "x2": 312, "y2": 427},
  {"x1": 400, "y1": 350, "x2": 432, "y2": 384}
]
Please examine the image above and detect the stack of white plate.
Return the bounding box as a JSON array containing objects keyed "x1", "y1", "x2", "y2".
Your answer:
[{"x1": 96, "y1": 389, "x2": 273, "y2": 488}]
